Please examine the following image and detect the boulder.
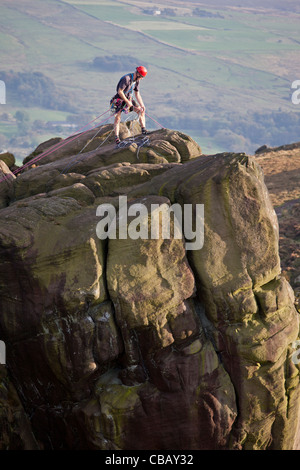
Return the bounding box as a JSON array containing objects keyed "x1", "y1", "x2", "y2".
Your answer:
[
  {"x1": 0, "y1": 366, "x2": 38, "y2": 450},
  {"x1": 0, "y1": 151, "x2": 15, "y2": 169},
  {"x1": 0, "y1": 160, "x2": 15, "y2": 208},
  {"x1": 21, "y1": 124, "x2": 202, "y2": 169},
  {"x1": 0, "y1": 127, "x2": 299, "y2": 450}
]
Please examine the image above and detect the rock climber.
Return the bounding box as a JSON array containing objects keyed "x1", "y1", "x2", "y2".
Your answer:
[{"x1": 110, "y1": 66, "x2": 148, "y2": 147}]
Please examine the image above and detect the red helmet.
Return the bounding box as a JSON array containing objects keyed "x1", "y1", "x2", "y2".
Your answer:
[{"x1": 136, "y1": 66, "x2": 147, "y2": 77}]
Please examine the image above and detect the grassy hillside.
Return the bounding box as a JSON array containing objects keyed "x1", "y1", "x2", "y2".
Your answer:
[{"x1": 0, "y1": 0, "x2": 300, "y2": 162}]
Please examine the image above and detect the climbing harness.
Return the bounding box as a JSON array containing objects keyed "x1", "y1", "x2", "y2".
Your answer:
[
  {"x1": 110, "y1": 97, "x2": 136, "y2": 115},
  {"x1": 110, "y1": 73, "x2": 136, "y2": 115}
]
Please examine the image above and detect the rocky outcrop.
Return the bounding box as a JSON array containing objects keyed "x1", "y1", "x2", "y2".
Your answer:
[
  {"x1": 255, "y1": 141, "x2": 300, "y2": 155},
  {"x1": 0, "y1": 161, "x2": 15, "y2": 209},
  {"x1": 0, "y1": 123, "x2": 299, "y2": 450},
  {"x1": 0, "y1": 366, "x2": 38, "y2": 449},
  {"x1": 254, "y1": 143, "x2": 300, "y2": 312},
  {"x1": 0, "y1": 152, "x2": 15, "y2": 170}
]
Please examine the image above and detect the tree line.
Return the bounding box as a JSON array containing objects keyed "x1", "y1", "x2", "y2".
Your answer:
[
  {"x1": 163, "y1": 109, "x2": 300, "y2": 153},
  {"x1": 92, "y1": 55, "x2": 143, "y2": 72},
  {"x1": 0, "y1": 70, "x2": 76, "y2": 112}
]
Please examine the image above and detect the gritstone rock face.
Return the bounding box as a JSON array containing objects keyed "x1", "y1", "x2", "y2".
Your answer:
[{"x1": 0, "y1": 123, "x2": 299, "y2": 450}]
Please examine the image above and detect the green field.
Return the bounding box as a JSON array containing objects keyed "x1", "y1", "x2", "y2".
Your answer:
[{"x1": 0, "y1": 0, "x2": 300, "y2": 159}]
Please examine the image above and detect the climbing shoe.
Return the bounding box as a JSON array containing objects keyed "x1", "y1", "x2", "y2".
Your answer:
[
  {"x1": 141, "y1": 127, "x2": 148, "y2": 135},
  {"x1": 115, "y1": 136, "x2": 121, "y2": 148}
]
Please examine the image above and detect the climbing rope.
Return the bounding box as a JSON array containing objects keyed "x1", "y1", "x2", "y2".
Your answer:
[
  {"x1": 60, "y1": 114, "x2": 113, "y2": 174},
  {"x1": 60, "y1": 112, "x2": 136, "y2": 174},
  {"x1": 145, "y1": 111, "x2": 165, "y2": 130},
  {"x1": 0, "y1": 108, "x2": 165, "y2": 184},
  {"x1": 59, "y1": 110, "x2": 155, "y2": 173},
  {"x1": 116, "y1": 135, "x2": 150, "y2": 160},
  {"x1": 0, "y1": 109, "x2": 112, "y2": 184}
]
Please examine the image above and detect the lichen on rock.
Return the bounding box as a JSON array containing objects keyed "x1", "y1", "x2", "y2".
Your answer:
[{"x1": 0, "y1": 125, "x2": 299, "y2": 450}]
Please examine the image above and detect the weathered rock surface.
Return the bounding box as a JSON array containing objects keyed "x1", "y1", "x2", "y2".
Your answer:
[
  {"x1": 254, "y1": 143, "x2": 300, "y2": 312},
  {"x1": 0, "y1": 161, "x2": 15, "y2": 210},
  {"x1": 0, "y1": 152, "x2": 15, "y2": 170},
  {"x1": 0, "y1": 366, "x2": 38, "y2": 449},
  {"x1": 0, "y1": 123, "x2": 299, "y2": 450}
]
